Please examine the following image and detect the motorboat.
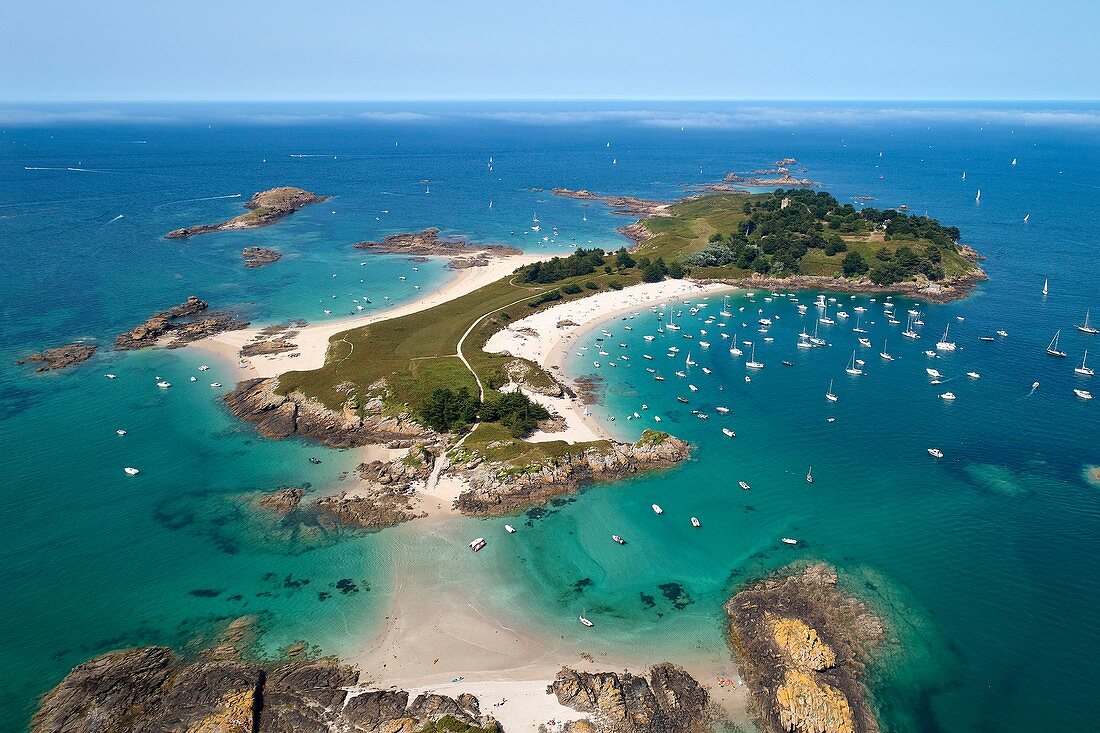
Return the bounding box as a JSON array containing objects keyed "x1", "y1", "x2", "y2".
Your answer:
[
  {"x1": 1074, "y1": 389, "x2": 1094, "y2": 400},
  {"x1": 928, "y1": 448, "x2": 944, "y2": 458},
  {"x1": 722, "y1": 428, "x2": 735, "y2": 438},
  {"x1": 939, "y1": 391, "x2": 957, "y2": 401},
  {"x1": 691, "y1": 517, "x2": 701, "y2": 528},
  {"x1": 652, "y1": 504, "x2": 664, "y2": 514},
  {"x1": 123, "y1": 467, "x2": 140, "y2": 476},
  {"x1": 781, "y1": 538, "x2": 798, "y2": 545},
  {"x1": 738, "y1": 481, "x2": 751, "y2": 491},
  {"x1": 469, "y1": 537, "x2": 487, "y2": 552},
  {"x1": 505, "y1": 524, "x2": 516, "y2": 533},
  {"x1": 612, "y1": 534, "x2": 626, "y2": 544}
]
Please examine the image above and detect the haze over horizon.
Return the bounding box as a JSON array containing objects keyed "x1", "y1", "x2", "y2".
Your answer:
[{"x1": 5, "y1": 0, "x2": 1097, "y2": 102}]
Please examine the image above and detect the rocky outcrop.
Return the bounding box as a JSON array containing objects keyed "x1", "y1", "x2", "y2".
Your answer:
[
  {"x1": 243, "y1": 246, "x2": 282, "y2": 267},
  {"x1": 357, "y1": 446, "x2": 436, "y2": 489},
  {"x1": 690, "y1": 271, "x2": 986, "y2": 304},
  {"x1": 257, "y1": 487, "x2": 304, "y2": 516},
  {"x1": 17, "y1": 343, "x2": 96, "y2": 372},
  {"x1": 166, "y1": 187, "x2": 327, "y2": 239},
  {"x1": 240, "y1": 338, "x2": 298, "y2": 357},
  {"x1": 551, "y1": 189, "x2": 672, "y2": 218},
  {"x1": 32, "y1": 647, "x2": 501, "y2": 733},
  {"x1": 354, "y1": 228, "x2": 521, "y2": 260},
  {"x1": 551, "y1": 664, "x2": 711, "y2": 733},
  {"x1": 115, "y1": 296, "x2": 249, "y2": 350},
  {"x1": 224, "y1": 377, "x2": 431, "y2": 448},
  {"x1": 725, "y1": 563, "x2": 886, "y2": 733},
  {"x1": 313, "y1": 487, "x2": 427, "y2": 531},
  {"x1": 452, "y1": 430, "x2": 690, "y2": 516}
]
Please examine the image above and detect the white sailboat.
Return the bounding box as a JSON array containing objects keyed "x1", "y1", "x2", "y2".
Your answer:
[
  {"x1": 579, "y1": 609, "x2": 593, "y2": 627},
  {"x1": 879, "y1": 339, "x2": 895, "y2": 361},
  {"x1": 825, "y1": 379, "x2": 838, "y2": 402},
  {"x1": 1077, "y1": 309, "x2": 1098, "y2": 335},
  {"x1": 1042, "y1": 278, "x2": 1049, "y2": 296},
  {"x1": 745, "y1": 342, "x2": 763, "y2": 369},
  {"x1": 1047, "y1": 330, "x2": 1067, "y2": 358},
  {"x1": 902, "y1": 313, "x2": 919, "y2": 340},
  {"x1": 1076, "y1": 350, "x2": 1094, "y2": 376},
  {"x1": 975, "y1": 189, "x2": 981, "y2": 202},
  {"x1": 935, "y1": 324, "x2": 956, "y2": 351},
  {"x1": 845, "y1": 351, "x2": 863, "y2": 375}
]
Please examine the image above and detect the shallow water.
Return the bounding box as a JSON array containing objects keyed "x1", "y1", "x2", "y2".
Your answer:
[{"x1": 1, "y1": 101, "x2": 1098, "y2": 730}]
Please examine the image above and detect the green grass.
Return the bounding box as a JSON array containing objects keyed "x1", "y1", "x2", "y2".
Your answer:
[
  {"x1": 635, "y1": 193, "x2": 759, "y2": 261},
  {"x1": 453, "y1": 422, "x2": 611, "y2": 471}
]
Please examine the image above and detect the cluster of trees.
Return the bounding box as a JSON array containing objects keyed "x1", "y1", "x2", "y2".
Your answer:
[
  {"x1": 517, "y1": 248, "x2": 607, "y2": 284},
  {"x1": 684, "y1": 189, "x2": 961, "y2": 279},
  {"x1": 417, "y1": 386, "x2": 550, "y2": 437},
  {"x1": 866, "y1": 244, "x2": 945, "y2": 284}
]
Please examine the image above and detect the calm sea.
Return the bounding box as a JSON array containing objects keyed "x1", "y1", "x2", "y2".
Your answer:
[{"x1": 1, "y1": 102, "x2": 1097, "y2": 731}]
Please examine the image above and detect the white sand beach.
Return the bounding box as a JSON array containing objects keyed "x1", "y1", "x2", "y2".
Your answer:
[{"x1": 485, "y1": 279, "x2": 732, "y2": 443}]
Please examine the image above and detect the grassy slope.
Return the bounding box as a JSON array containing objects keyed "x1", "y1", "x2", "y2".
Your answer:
[{"x1": 635, "y1": 193, "x2": 977, "y2": 279}]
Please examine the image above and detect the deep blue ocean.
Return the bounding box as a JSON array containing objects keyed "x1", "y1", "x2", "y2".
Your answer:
[{"x1": 1, "y1": 102, "x2": 1098, "y2": 731}]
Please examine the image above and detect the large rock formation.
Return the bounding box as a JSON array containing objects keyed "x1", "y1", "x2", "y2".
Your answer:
[
  {"x1": 452, "y1": 430, "x2": 690, "y2": 516},
  {"x1": 32, "y1": 648, "x2": 502, "y2": 733},
  {"x1": 550, "y1": 663, "x2": 711, "y2": 733},
  {"x1": 224, "y1": 377, "x2": 430, "y2": 448},
  {"x1": 353, "y1": 227, "x2": 521, "y2": 260},
  {"x1": 243, "y1": 246, "x2": 282, "y2": 267},
  {"x1": 725, "y1": 563, "x2": 886, "y2": 733},
  {"x1": 17, "y1": 343, "x2": 96, "y2": 372},
  {"x1": 115, "y1": 296, "x2": 248, "y2": 350},
  {"x1": 166, "y1": 187, "x2": 328, "y2": 239}
]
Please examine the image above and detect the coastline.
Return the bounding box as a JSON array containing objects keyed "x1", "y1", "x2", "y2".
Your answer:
[{"x1": 485, "y1": 279, "x2": 733, "y2": 444}]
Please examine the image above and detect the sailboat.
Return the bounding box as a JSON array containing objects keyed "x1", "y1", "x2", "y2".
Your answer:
[
  {"x1": 579, "y1": 609, "x2": 593, "y2": 627},
  {"x1": 879, "y1": 339, "x2": 895, "y2": 361},
  {"x1": 1047, "y1": 330, "x2": 1067, "y2": 358},
  {"x1": 825, "y1": 379, "x2": 838, "y2": 402},
  {"x1": 1023, "y1": 213, "x2": 1030, "y2": 223},
  {"x1": 819, "y1": 303, "x2": 834, "y2": 325},
  {"x1": 975, "y1": 189, "x2": 981, "y2": 202},
  {"x1": 1076, "y1": 350, "x2": 1095, "y2": 376},
  {"x1": 806, "y1": 467, "x2": 814, "y2": 484},
  {"x1": 1077, "y1": 309, "x2": 1098, "y2": 335},
  {"x1": 902, "y1": 313, "x2": 920, "y2": 340},
  {"x1": 745, "y1": 342, "x2": 764, "y2": 369},
  {"x1": 845, "y1": 351, "x2": 864, "y2": 375},
  {"x1": 809, "y1": 320, "x2": 826, "y2": 346},
  {"x1": 852, "y1": 313, "x2": 867, "y2": 334},
  {"x1": 1042, "y1": 278, "x2": 1049, "y2": 296},
  {"x1": 935, "y1": 324, "x2": 956, "y2": 351},
  {"x1": 720, "y1": 295, "x2": 732, "y2": 318},
  {"x1": 1011, "y1": 157, "x2": 1017, "y2": 166}
]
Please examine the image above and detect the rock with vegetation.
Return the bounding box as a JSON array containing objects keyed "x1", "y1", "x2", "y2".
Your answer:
[
  {"x1": 725, "y1": 563, "x2": 886, "y2": 733},
  {"x1": 551, "y1": 663, "x2": 711, "y2": 733},
  {"x1": 17, "y1": 343, "x2": 96, "y2": 372},
  {"x1": 32, "y1": 647, "x2": 502, "y2": 733},
  {"x1": 353, "y1": 227, "x2": 521, "y2": 259},
  {"x1": 452, "y1": 430, "x2": 690, "y2": 516},
  {"x1": 166, "y1": 187, "x2": 327, "y2": 239},
  {"x1": 243, "y1": 246, "x2": 282, "y2": 267},
  {"x1": 225, "y1": 377, "x2": 430, "y2": 448},
  {"x1": 115, "y1": 295, "x2": 248, "y2": 350}
]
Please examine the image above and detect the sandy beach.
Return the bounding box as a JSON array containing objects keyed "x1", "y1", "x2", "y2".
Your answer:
[
  {"x1": 193, "y1": 252, "x2": 543, "y2": 378},
  {"x1": 485, "y1": 279, "x2": 732, "y2": 443}
]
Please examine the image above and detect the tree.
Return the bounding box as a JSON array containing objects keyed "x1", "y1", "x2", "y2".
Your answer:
[
  {"x1": 824, "y1": 236, "x2": 847, "y2": 256},
  {"x1": 667, "y1": 261, "x2": 686, "y2": 278},
  {"x1": 842, "y1": 251, "x2": 869, "y2": 277},
  {"x1": 641, "y1": 260, "x2": 665, "y2": 283},
  {"x1": 614, "y1": 248, "x2": 636, "y2": 270},
  {"x1": 418, "y1": 387, "x2": 480, "y2": 433},
  {"x1": 480, "y1": 390, "x2": 550, "y2": 438}
]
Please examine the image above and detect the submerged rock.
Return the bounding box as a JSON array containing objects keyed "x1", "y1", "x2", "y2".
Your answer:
[
  {"x1": 17, "y1": 343, "x2": 96, "y2": 372},
  {"x1": 551, "y1": 663, "x2": 711, "y2": 733},
  {"x1": 33, "y1": 647, "x2": 502, "y2": 733},
  {"x1": 725, "y1": 563, "x2": 885, "y2": 733},
  {"x1": 257, "y1": 487, "x2": 304, "y2": 516}
]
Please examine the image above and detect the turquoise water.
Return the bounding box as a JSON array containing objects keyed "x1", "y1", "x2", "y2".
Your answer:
[{"x1": 2, "y1": 102, "x2": 1098, "y2": 730}]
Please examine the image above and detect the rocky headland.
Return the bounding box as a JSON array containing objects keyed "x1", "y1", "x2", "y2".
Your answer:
[
  {"x1": 225, "y1": 377, "x2": 430, "y2": 449},
  {"x1": 725, "y1": 563, "x2": 886, "y2": 733},
  {"x1": 692, "y1": 270, "x2": 986, "y2": 304},
  {"x1": 16, "y1": 343, "x2": 97, "y2": 372},
  {"x1": 166, "y1": 187, "x2": 328, "y2": 239},
  {"x1": 451, "y1": 430, "x2": 691, "y2": 516},
  {"x1": 353, "y1": 227, "x2": 521, "y2": 267},
  {"x1": 722, "y1": 165, "x2": 816, "y2": 188},
  {"x1": 243, "y1": 246, "x2": 282, "y2": 267},
  {"x1": 32, "y1": 647, "x2": 505, "y2": 733},
  {"x1": 115, "y1": 295, "x2": 249, "y2": 350},
  {"x1": 550, "y1": 664, "x2": 713, "y2": 733}
]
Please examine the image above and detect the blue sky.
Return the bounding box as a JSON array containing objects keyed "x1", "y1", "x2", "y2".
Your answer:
[{"x1": 4, "y1": 0, "x2": 1097, "y2": 101}]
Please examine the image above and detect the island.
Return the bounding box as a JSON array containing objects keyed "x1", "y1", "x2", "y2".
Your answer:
[
  {"x1": 353, "y1": 227, "x2": 521, "y2": 268},
  {"x1": 166, "y1": 186, "x2": 328, "y2": 239},
  {"x1": 116, "y1": 296, "x2": 249, "y2": 350},
  {"x1": 242, "y1": 246, "x2": 281, "y2": 267}
]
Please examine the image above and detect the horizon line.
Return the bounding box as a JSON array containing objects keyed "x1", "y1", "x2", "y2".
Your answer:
[{"x1": 2, "y1": 97, "x2": 1100, "y2": 105}]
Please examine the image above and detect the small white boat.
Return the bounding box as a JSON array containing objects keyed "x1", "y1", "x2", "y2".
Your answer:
[
  {"x1": 966, "y1": 372, "x2": 981, "y2": 379},
  {"x1": 1042, "y1": 278, "x2": 1049, "y2": 296},
  {"x1": 189, "y1": 376, "x2": 197, "y2": 382},
  {"x1": 858, "y1": 337, "x2": 872, "y2": 348},
  {"x1": 688, "y1": 384, "x2": 698, "y2": 392},
  {"x1": 210, "y1": 382, "x2": 222, "y2": 388},
  {"x1": 1047, "y1": 330, "x2": 1067, "y2": 358},
  {"x1": 156, "y1": 381, "x2": 171, "y2": 389},
  {"x1": 612, "y1": 534, "x2": 626, "y2": 544},
  {"x1": 469, "y1": 537, "x2": 487, "y2": 552},
  {"x1": 198, "y1": 365, "x2": 210, "y2": 371},
  {"x1": 105, "y1": 373, "x2": 117, "y2": 379},
  {"x1": 845, "y1": 351, "x2": 863, "y2": 376},
  {"x1": 116, "y1": 429, "x2": 126, "y2": 436},
  {"x1": 825, "y1": 379, "x2": 838, "y2": 402},
  {"x1": 1074, "y1": 389, "x2": 1093, "y2": 400},
  {"x1": 745, "y1": 343, "x2": 763, "y2": 370},
  {"x1": 505, "y1": 524, "x2": 516, "y2": 534},
  {"x1": 123, "y1": 467, "x2": 140, "y2": 476},
  {"x1": 806, "y1": 467, "x2": 813, "y2": 484},
  {"x1": 926, "y1": 368, "x2": 943, "y2": 378},
  {"x1": 691, "y1": 516, "x2": 701, "y2": 528},
  {"x1": 652, "y1": 504, "x2": 664, "y2": 515},
  {"x1": 928, "y1": 448, "x2": 944, "y2": 459},
  {"x1": 781, "y1": 537, "x2": 798, "y2": 545},
  {"x1": 939, "y1": 391, "x2": 957, "y2": 401},
  {"x1": 935, "y1": 324, "x2": 956, "y2": 352},
  {"x1": 738, "y1": 481, "x2": 751, "y2": 491},
  {"x1": 579, "y1": 610, "x2": 593, "y2": 627},
  {"x1": 1075, "y1": 350, "x2": 1094, "y2": 376},
  {"x1": 722, "y1": 427, "x2": 735, "y2": 438},
  {"x1": 1077, "y1": 310, "x2": 1098, "y2": 335},
  {"x1": 716, "y1": 406, "x2": 730, "y2": 414},
  {"x1": 997, "y1": 330, "x2": 1008, "y2": 338}
]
